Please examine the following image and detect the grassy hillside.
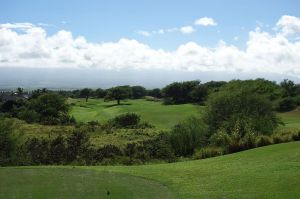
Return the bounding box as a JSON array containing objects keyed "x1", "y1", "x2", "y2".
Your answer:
[
  {"x1": 70, "y1": 98, "x2": 202, "y2": 129},
  {"x1": 1, "y1": 142, "x2": 299, "y2": 199},
  {"x1": 278, "y1": 107, "x2": 300, "y2": 130}
]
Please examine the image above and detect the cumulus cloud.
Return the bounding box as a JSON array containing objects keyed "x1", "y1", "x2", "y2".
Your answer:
[
  {"x1": 0, "y1": 17, "x2": 300, "y2": 77},
  {"x1": 180, "y1": 26, "x2": 195, "y2": 34},
  {"x1": 276, "y1": 15, "x2": 300, "y2": 36},
  {"x1": 195, "y1": 17, "x2": 217, "y2": 26}
]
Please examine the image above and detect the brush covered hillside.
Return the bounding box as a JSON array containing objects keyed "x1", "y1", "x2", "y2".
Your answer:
[
  {"x1": 1, "y1": 79, "x2": 300, "y2": 199},
  {"x1": 1, "y1": 142, "x2": 300, "y2": 199}
]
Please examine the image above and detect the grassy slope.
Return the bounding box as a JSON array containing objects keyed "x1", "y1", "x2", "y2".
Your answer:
[
  {"x1": 69, "y1": 98, "x2": 202, "y2": 130},
  {"x1": 1, "y1": 142, "x2": 299, "y2": 199},
  {"x1": 87, "y1": 142, "x2": 300, "y2": 199},
  {"x1": 278, "y1": 107, "x2": 300, "y2": 130}
]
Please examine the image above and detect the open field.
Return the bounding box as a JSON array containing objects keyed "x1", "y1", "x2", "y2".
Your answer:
[
  {"x1": 1, "y1": 142, "x2": 299, "y2": 199},
  {"x1": 69, "y1": 98, "x2": 203, "y2": 130}
]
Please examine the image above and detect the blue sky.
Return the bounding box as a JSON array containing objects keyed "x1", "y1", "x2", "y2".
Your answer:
[
  {"x1": 0, "y1": 0, "x2": 300, "y2": 84},
  {"x1": 1, "y1": 0, "x2": 299, "y2": 50}
]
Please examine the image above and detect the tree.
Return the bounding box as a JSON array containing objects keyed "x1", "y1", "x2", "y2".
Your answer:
[
  {"x1": 94, "y1": 88, "x2": 106, "y2": 98},
  {"x1": 147, "y1": 88, "x2": 162, "y2": 98},
  {"x1": 204, "y1": 89, "x2": 282, "y2": 136},
  {"x1": 162, "y1": 80, "x2": 202, "y2": 104},
  {"x1": 80, "y1": 88, "x2": 92, "y2": 102},
  {"x1": 131, "y1": 86, "x2": 147, "y2": 99},
  {"x1": 104, "y1": 86, "x2": 132, "y2": 105},
  {"x1": 29, "y1": 93, "x2": 70, "y2": 124},
  {"x1": 17, "y1": 87, "x2": 24, "y2": 95},
  {"x1": 280, "y1": 79, "x2": 297, "y2": 97}
]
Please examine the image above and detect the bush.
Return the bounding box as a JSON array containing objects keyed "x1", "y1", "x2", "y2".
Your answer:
[
  {"x1": 272, "y1": 134, "x2": 291, "y2": 144},
  {"x1": 108, "y1": 113, "x2": 141, "y2": 128},
  {"x1": 256, "y1": 135, "x2": 273, "y2": 147},
  {"x1": 95, "y1": 144, "x2": 123, "y2": 161},
  {"x1": 242, "y1": 132, "x2": 257, "y2": 149},
  {"x1": 292, "y1": 131, "x2": 300, "y2": 141},
  {"x1": 193, "y1": 147, "x2": 224, "y2": 159},
  {"x1": 205, "y1": 88, "x2": 282, "y2": 135},
  {"x1": 209, "y1": 130, "x2": 231, "y2": 147},
  {"x1": 170, "y1": 116, "x2": 209, "y2": 156},
  {"x1": 276, "y1": 97, "x2": 297, "y2": 112},
  {"x1": 0, "y1": 118, "x2": 20, "y2": 166}
]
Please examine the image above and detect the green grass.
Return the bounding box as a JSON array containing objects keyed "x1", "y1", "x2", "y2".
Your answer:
[
  {"x1": 1, "y1": 142, "x2": 299, "y2": 198},
  {"x1": 69, "y1": 98, "x2": 203, "y2": 130},
  {"x1": 0, "y1": 168, "x2": 172, "y2": 199},
  {"x1": 278, "y1": 107, "x2": 300, "y2": 130}
]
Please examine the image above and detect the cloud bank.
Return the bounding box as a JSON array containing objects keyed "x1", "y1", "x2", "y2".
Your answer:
[{"x1": 0, "y1": 16, "x2": 300, "y2": 77}]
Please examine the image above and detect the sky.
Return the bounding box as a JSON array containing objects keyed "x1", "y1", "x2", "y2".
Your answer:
[{"x1": 0, "y1": 0, "x2": 300, "y2": 87}]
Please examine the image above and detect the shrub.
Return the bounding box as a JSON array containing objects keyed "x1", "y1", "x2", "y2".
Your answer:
[
  {"x1": 95, "y1": 144, "x2": 123, "y2": 161},
  {"x1": 205, "y1": 88, "x2": 282, "y2": 135},
  {"x1": 0, "y1": 118, "x2": 20, "y2": 166},
  {"x1": 292, "y1": 131, "x2": 300, "y2": 141},
  {"x1": 25, "y1": 138, "x2": 50, "y2": 165},
  {"x1": 276, "y1": 97, "x2": 297, "y2": 112},
  {"x1": 209, "y1": 130, "x2": 231, "y2": 147},
  {"x1": 49, "y1": 135, "x2": 66, "y2": 164},
  {"x1": 242, "y1": 132, "x2": 257, "y2": 150},
  {"x1": 170, "y1": 116, "x2": 209, "y2": 156},
  {"x1": 227, "y1": 131, "x2": 244, "y2": 153},
  {"x1": 256, "y1": 135, "x2": 273, "y2": 147},
  {"x1": 66, "y1": 128, "x2": 91, "y2": 162},
  {"x1": 108, "y1": 113, "x2": 140, "y2": 128},
  {"x1": 193, "y1": 147, "x2": 224, "y2": 159},
  {"x1": 272, "y1": 134, "x2": 291, "y2": 144}
]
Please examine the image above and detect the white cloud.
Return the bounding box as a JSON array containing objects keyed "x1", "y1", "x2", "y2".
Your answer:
[
  {"x1": 137, "y1": 30, "x2": 151, "y2": 37},
  {"x1": 180, "y1": 26, "x2": 195, "y2": 34},
  {"x1": 276, "y1": 15, "x2": 300, "y2": 36},
  {"x1": 0, "y1": 18, "x2": 300, "y2": 77},
  {"x1": 195, "y1": 17, "x2": 217, "y2": 26}
]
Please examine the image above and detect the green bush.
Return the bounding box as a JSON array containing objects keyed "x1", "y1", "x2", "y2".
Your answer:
[
  {"x1": 242, "y1": 132, "x2": 257, "y2": 149},
  {"x1": 292, "y1": 131, "x2": 300, "y2": 141},
  {"x1": 170, "y1": 116, "x2": 209, "y2": 156},
  {"x1": 272, "y1": 134, "x2": 291, "y2": 144},
  {"x1": 209, "y1": 130, "x2": 231, "y2": 147},
  {"x1": 256, "y1": 135, "x2": 273, "y2": 147},
  {"x1": 205, "y1": 88, "x2": 282, "y2": 135},
  {"x1": 108, "y1": 113, "x2": 141, "y2": 128},
  {"x1": 276, "y1": 97, "x2": 297, "y2": 112},
  {"x1": 193, "y1": 147, "x2": 224, "y2": 159}
]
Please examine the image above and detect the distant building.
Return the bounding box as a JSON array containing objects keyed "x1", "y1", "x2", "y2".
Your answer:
[{"x1": 0, "y1": 92, "x2": 31, "y2": 102}]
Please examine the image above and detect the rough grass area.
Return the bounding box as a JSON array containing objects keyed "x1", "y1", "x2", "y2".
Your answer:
[
  {"x1": 69, "y1": 98, "x2": 202, "y2": 130},
  {"x1": 1, "y1": 142, "x2": 299, "y2": 199}
]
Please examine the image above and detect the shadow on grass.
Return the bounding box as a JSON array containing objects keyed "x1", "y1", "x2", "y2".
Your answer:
[{"x1": 104, "y1": 103, "x2": 132, "y2": 108}]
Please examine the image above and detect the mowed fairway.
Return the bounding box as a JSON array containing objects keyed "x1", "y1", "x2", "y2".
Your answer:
[
  {"x1": 1, "y1": 142, "x2": 299, "y2": 199},
  {"x1": 278, "y1": 107, "x2": 300, "y2": 130},
  {"x1": 70, "y1": 98, "x2": 202, "y2": 129}
]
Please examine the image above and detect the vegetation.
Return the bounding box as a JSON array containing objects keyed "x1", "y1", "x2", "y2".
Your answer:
[
  {"x1": 1, "y1": 142, "x2": 299, "y2": 198},
  {"x1": 104, "y1": 86, "x2": 132, "y2": 105},
  {"x1": 0, "y1": 78, "x2": 300, "y2": 166}
]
